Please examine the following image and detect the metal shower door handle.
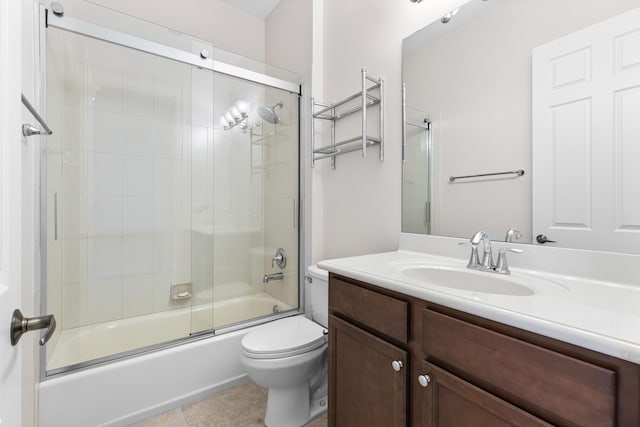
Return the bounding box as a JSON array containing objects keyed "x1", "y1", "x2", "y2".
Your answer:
[{"x1": 11, "y1": 309, "x2": 57, "y2": 346}]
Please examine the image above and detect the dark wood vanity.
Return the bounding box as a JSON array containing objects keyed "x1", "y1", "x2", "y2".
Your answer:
[{"x1": 328, "y1": 273, "x2": 640, "y2": 426}]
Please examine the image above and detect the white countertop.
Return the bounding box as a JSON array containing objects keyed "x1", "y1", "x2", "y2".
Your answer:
[{"x1": 319, "y1": 249, "x2": 640, "y2": 364}]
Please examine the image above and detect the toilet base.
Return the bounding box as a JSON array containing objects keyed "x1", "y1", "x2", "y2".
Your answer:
[
  {"x1": 265, "y1": 383, "x2": 309, "y2": 427},
  {"x1": 264, "y1": 375, "x2": 328, "y2": 427}
]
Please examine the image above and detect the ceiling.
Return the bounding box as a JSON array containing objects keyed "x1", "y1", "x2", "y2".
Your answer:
[{"x1": 220, "y1": 0, "x2": 282, "y2": 18}]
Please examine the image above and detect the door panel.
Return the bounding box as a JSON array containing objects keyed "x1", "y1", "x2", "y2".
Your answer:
[{"x1": 532, "y1": 7, "x2": 640, "y2": 253}]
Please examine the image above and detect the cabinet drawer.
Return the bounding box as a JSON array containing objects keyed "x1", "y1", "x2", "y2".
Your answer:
[
  {"x1": 422, "y1": 308, "x2": 616, "y2": 427},
  {"x1": 330, "y1": 276, "x2": 408, "y2": 343}
]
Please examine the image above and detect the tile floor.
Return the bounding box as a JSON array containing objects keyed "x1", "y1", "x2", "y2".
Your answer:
[{"x1": 132, "y1": 382, "x2": 328, "y2": 427}]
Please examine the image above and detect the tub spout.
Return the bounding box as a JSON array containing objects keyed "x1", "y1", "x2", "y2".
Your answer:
[{"x1": 263, "y1": 272, "x2": 284, "y2": 283}]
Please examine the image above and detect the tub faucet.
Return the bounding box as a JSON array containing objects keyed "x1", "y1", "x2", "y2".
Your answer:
[{"x1": 263, "y1": 272, "x2": 284, "y2": 283}]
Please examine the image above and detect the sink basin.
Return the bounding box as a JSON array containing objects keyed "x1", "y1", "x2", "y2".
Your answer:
[{"x1": 399, "y1": 266, "x2": 535, "y2": 296}]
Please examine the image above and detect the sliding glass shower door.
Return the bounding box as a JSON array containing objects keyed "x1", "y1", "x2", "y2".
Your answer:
[{"x1": 44, "y1": 18, "x2": 300, "y2": 374}]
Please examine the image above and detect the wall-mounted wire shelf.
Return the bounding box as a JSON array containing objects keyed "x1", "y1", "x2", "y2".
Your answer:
[{"x1": 312, "y1": 68, "x2": 384, "y2": 169}]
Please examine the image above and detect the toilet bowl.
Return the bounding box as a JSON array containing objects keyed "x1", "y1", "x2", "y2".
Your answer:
[{"x1": 241, "y1": 265, "x2": 328, "y2": 427}]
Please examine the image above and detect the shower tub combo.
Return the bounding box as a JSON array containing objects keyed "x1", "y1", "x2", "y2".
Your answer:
[{"x1": 38, "y1": 6, "x2": 303, "y2": 426}]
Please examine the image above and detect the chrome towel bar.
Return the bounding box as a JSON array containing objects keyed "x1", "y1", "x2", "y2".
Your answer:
[
  {"x1": 449, "y1": 169, "x2": 525, "y2": 183},
  {"x1": 21, "y1": 93, "x2": 53, "y2": 136}
]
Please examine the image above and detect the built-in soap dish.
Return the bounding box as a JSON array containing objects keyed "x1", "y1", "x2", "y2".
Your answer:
[{"x1": 170, "y1": 282, "x2": 192, "y2": 301}]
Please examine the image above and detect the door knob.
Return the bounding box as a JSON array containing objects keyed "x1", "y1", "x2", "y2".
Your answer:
[
  {"x1": 11, "y1": 309, "x2": 56, "y2": 346},
  {"x1": 418, "y1": 374, "x2": 431, "y2": 387},
  {"x1": 391, "y1": 360, "x2": 404, "y2": 372},
  {"x1": 536, "y1": 234, "x2": 557, "y2": 244}
]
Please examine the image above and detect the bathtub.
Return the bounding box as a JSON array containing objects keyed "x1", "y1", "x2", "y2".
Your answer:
[{"x1": 39, "y1": 292, "x2": 294, "y2": 427}]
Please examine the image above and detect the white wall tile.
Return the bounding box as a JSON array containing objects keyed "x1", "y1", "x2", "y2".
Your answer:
[
  {"x1": 123, "y1": 196, "x2": 154, "y2": 234},
  {"x1": 154, "y1": 82, "x2": 182, "y2": 123},
  {"x1": 123, "y1": 235, "x2": 155, "y2": 276},
  {"x1": 154, "y1": 159, "x2": 181, "y2": 196},
  {"x1": 154, "y1": 121, "x2": 182, "y2": 159},
  {"x1": 89, "y1": 110, "x2": 123, "y2": 154},
  {"x1": 62, "y1": 195, "x2": 87, "y2": 239},
  {"x1": 123, "y1": 70, "x2": 155, "y2": 118},
  {"x1": 88, "y1": 66, "x2": 122, "y2": 113},
  {"x1": 62, "y1": 239, "x2": 87, "y2": 284},
  {"x1": 88, "y1": 196, "x2": 122, "y2": 237},
  {"x1": 62, "y1": 105, "x2": 87, "y2": 151},
  {"x1": 154, "y1": 197, "x2": 179, "y2": 232},
  {"x1": 123, "y1": 155, "x2": 154, "y2": 196},
  {"x1": 62, "y1": 151, "x2": 87, "y2": 195},
  {"x1": 62, "y1": 283, "x2": 88, "y2": 329},
  {"x1": 87, "y1": 279, "x2": 123, "y2": 324},
  {"x1": 122, "y1": 275, "x2": 155, "y2": 318},
  {"x1": 88, "y1": 237, "x2": 123, "y2": 281},
  {"x1": 122, "y1": 116, "x2": 154, "y2": 157},
  {"x1": 88, "y1": 152, "x2": 123, "y2": 196},
  {"x1": 62, "y1": 61, "x2": 87, "y2": 108}
]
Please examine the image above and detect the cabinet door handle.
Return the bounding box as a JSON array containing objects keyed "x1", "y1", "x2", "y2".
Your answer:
[
  {"x1": 417, "y1": 374, "x2": 431, "y2": 387},
  {"x1": 391, "y1": 360, "x2": 404, "y2": 372}
]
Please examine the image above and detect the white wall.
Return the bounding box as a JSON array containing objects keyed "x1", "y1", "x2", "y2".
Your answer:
[{"x1": 313, "y1": 0, "x2": 469, "y2": 261}]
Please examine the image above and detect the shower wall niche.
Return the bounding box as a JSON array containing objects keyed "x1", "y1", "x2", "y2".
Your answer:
[{"x1": 43, "y1": 17, "x2": 300, "y2": 373}]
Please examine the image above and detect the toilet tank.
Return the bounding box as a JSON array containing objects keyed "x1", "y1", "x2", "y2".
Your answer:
[{"x1": 307, "y1": 265, "x2": 328, "y2": 328}]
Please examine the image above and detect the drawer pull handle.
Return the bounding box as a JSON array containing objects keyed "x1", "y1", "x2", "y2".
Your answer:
[
  {"x1": 418, "y1": 374, "x2": 431, "y2": 387},
  {"x1": 391, "y1": 360, "x2": 404, "y2": 372}
]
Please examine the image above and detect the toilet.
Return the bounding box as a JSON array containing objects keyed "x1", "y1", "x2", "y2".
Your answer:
[{"x1": 241, "y1": 265, "x2": 328, "y2": 427}]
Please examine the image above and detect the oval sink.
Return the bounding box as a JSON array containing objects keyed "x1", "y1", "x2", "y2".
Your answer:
[{"x1": 400, "y1": 266, "x2": 534, "y2": 296}]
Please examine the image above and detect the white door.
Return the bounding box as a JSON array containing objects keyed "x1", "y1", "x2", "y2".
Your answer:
[
  {"x1": 532, "y1": 7, "x2": 640, "y2": 254},
  {"x1": 0, "y1": 0, "x2": 25, "y2": 425}
]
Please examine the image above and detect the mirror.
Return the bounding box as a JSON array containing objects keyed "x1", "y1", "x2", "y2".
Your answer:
[{"x1": 402, "y1": 0, "x2": 640, "y2": 254}]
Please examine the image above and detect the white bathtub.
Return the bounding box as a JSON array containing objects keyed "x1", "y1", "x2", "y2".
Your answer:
[{"x1": 39, "y1": 292, "x2": 294, "y2": 427}]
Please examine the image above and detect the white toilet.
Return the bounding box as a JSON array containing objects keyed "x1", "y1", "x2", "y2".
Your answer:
[{"x1": 241, "y1": 265, "x2": 328, "y2": 427}]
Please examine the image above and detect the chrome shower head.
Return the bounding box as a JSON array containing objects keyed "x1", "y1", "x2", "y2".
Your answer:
[{"x1": 257, "y1": 102, "x2": 283, "y2": 124}]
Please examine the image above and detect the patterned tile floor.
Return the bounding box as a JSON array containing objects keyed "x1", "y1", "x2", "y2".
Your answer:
[{"x1": 132, "y1": 382, "x2": 328, "y2": 427}]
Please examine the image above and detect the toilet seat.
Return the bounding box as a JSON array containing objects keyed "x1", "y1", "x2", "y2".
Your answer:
[{"x1": 242, "y1": 316, "x2": 327, "y2": 359}]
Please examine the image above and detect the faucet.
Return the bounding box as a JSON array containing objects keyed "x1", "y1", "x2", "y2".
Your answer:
[
  {"x1": 504, "y1": 228, "x2": 523, "y2": 243},
  {"x1": 461, "y1": 231, "x2": 523, "y2": 274},
  {"x1": 459, "y1": 231, "x2": 488, "y2": 269},
  {"x1": 263, "y1": 272, "x2": 284, "y2": 283}
]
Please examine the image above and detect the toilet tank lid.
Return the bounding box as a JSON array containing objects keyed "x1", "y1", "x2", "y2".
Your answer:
[{"x1": 307, "y1": 264, "x2": 328, "y2": 281}]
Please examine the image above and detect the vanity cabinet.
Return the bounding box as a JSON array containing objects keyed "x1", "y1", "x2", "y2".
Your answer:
[
  {"x1": 328, "y1": 276, "x2": 408, "y2": 426},
  {"x1": 328, "y1": 273, "x2": 640, "y2": 427}
]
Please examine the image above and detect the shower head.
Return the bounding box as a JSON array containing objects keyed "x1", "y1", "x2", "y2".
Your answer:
[{"x1": 257, "y1": 102, "x2": 283, "y2": 124}]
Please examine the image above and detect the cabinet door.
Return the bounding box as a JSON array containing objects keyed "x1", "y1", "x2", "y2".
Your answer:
[
  {"x1": 418, "y1": 361, "x2": 552, "y2": 427},
  {"x1": 328, "y1": 314, "x2": 407, "y2": 427}
]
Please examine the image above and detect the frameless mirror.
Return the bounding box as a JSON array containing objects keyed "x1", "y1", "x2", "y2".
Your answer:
[{"x1": 402, "y1": 0, "x2": 640, "y2": 254}]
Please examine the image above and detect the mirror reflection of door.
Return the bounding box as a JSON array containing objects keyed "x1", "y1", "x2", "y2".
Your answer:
[{"x1": 532, "y1": 7, "x2": 640, "y2": 253}]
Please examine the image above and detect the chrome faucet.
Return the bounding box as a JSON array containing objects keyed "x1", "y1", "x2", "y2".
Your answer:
[
  {"x1": 459, "y1": 231, "x2": 488, "y2": 269},
  {"x1": 504, "y1": 228, "x2": 523, "y2": 243},
  {"x1": 461, "y1": 231, "x2": 523, "y2": 274},
  {"x1": 263, "y1": 272, "x2": 284, "y2": 283}
]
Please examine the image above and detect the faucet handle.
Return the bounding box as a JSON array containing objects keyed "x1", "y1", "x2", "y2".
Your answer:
[{"x1": 494, "y1": 247, "x2": 523, "y2": 274}]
